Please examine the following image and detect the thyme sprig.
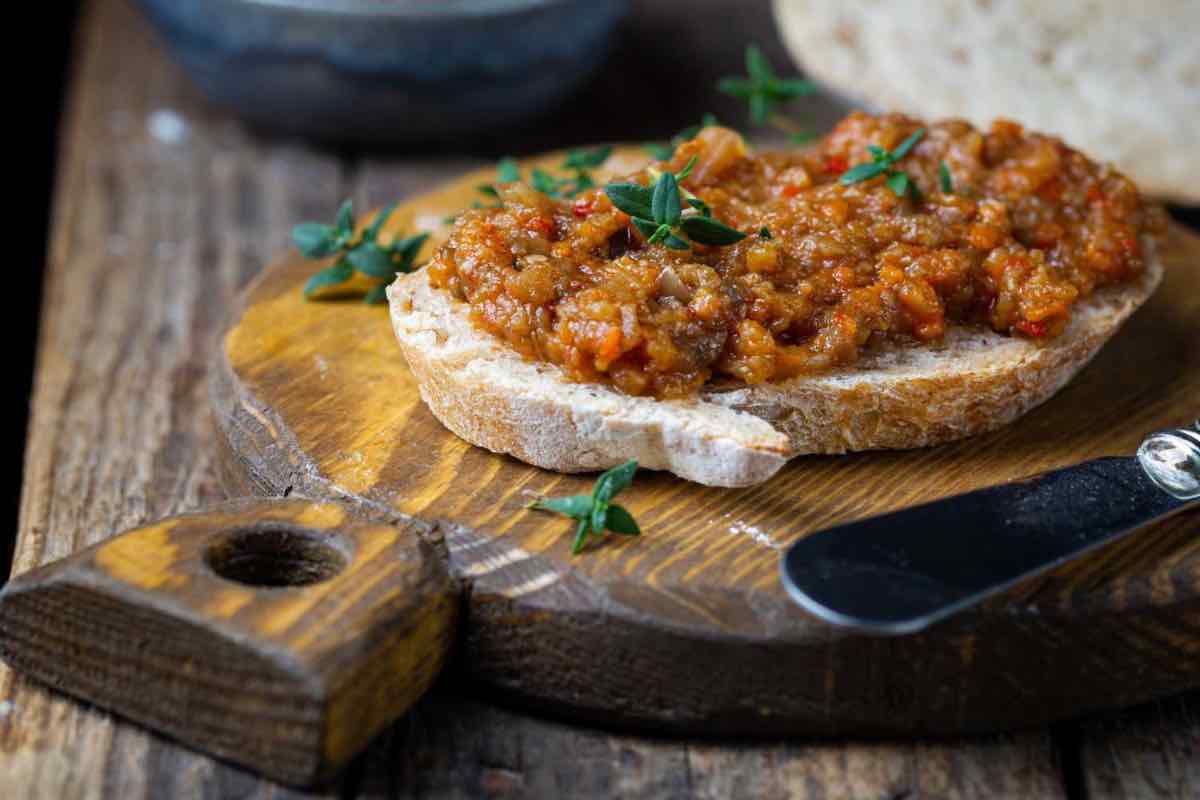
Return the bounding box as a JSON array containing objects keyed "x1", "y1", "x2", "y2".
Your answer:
[
  {"x1": 718, "y1": 44, "x2": 816, "y2": 143},
  {"x1": 605, "y1": 157, "x2": 747, "y2": 251},
  {"x1": 645, "y1": 113, "x2": 720, "y2": 161},
  {"x1": 838, "y1": 128, "x2": 926, "y2": 198},
  {"x1": 939, "y1": 161, "x2": 954, "y2": 194},
  {"x1": 294, "y1": 200, "x2": 428, "y2": 304},
  {"x1": 479, "y1": 147, "x2": 613, "y2": 204},
  {"x1": 560, "y1": 145, "x2": 614, "y2": 194},
  {"x1": 527, "y1": 460, "x2": 642, "y2": 554},
  {"x1": 475, "y1": 157, "x2": 521, "y2": 206}
]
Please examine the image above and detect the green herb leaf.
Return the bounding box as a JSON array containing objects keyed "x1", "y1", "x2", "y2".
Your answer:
[
  {"x1": 606, "y1": 184, "x2": 654, "y2": 220},
  {"x1": 530, "y1": 168, "x2": 558, "y2": 195},
  {"x1": 303, "y1": 260, "x2": 353, "y2": 297},
  {"x1": 719, "y1": 43, "x2": 815, "y2": 128},
  {"x1": 644, "y1": 142, "x2": 675, "y2": 161},
  {"x1": 759, "y1": 226, "x2": 772, "y2": 239},
  {"x1": 558, "y1": 146, "x2": 612, "y2": 196},
  {"x1": 364, "y1": 202, "x2": 398, "y2": 242},
  {"x1": 298, "y1": 199, "x2": 427, "y2": 302},
  {"x1": 529, "y1": 460, "x2": 641, "y2": 554},
  {"x1": 363, "y1": 284, "x2": 389, "y2": 305},
  {"x1": 716, "y1": 77, "x2": 755, "y2": 99},
  {"x1": 676, "y1": 112, "x2": 720, "y2": 141},
  {"x1": 335, "y1": 199, "x2": 355, "y2": 235},
  {"x1": 292, "y1": 223, "x2": 339, "y2": 258},
  {"x1": 476, "y1": 184, "x2": 500, "y2": 199},
  {"x1": 604, "y1": 505, "x2": 641, "y2": 536},
  {"x1": 631, "y1": 217, "x2": 661, "y2": 240},
  {"x1": 886, "y1": 171, "x2": 910, "y2": 197},
  {"x1": 646, "y1": 223, "x2": 672, "y2": 245},
  {"x1": 590, "y1": 501, "x2": 609, "y2": 537},
  {"x1": 346, "y1": 242, "x2": 395, "y2": 278},
  {"x1": 389, "y1": 232, "x2": 429, "y2": 272},
  {"x1": 563, "y1": 145, "x2": 612, "y2": 171},
  {"x1": 891, "y1": 128, "x2": 925, "y2": 160},
  {"x1": 593, "y1": 459, "x2": 638, "y2": 503},
  {"x1": 680, "y1": 215, "x2": 747, "y2": 245},
  {"x1": 769, "y1": 77, "x2": 817, "y2": 98},
  {"x1": 839, "y1": 161, "x2": 887, "y2": 185},
  {"x1": 531, "y1": 495, "x2": 594, "y2": 518},
  {"x1": 676, "y1": 155, "x2": 699, "y2": 181},
  {"x1": 607, "y1": 157, "x2": 735, "y2": 253},
  {"x1": 939, "y1": 161, "x2": 954, "y2": 194},
  {"x1": 571, "y1": 517, "x2": 592, "y2": 554},
  {"x1": 573, "y1": 174, "x2": 596, "y2": 194},
  {"x1": 647, "y1": 114, "x2": 721, "y2": 162},
  {"x1": 749, "y1": 93, "x2": 769, "y2": 125},
  {"x1": 652, "y1": 172, "x2": 682, "y2": 226},
  {"x1": 746, "y1": 44, "x2": 771, "y2": 81},
  {"x1": 496, "y1": 157, "x2": 520, "y2": 183},
  {"x1": 838, "y1": 127, "x2": 926, "y2": 191}
]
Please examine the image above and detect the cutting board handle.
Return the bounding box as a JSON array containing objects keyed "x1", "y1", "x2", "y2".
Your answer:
[{"x1": 0, "y1": 498, "x2": 458, "y2": 786}]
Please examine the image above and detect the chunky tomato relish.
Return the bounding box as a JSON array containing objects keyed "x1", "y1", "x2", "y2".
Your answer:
[{"x1": 426, "y1": 113, "x2": 1166, "y2": 398}]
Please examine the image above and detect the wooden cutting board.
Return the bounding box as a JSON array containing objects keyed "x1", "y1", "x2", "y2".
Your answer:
[{"x1": 211, "y1": 150, "x2": 1200, "y2": 737}]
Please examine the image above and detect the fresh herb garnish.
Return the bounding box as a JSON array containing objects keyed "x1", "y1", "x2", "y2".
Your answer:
[
  {"x1": 838, "y1": 128, "x2": 926, "y2": 197},
  {"x1": 496, "y1": 157, "x2": 520, "y2": 183},
  {"x1": 939, "y1": 161, "x2": 954, "y2": 194},
  {"x1": 605, "y1": 157, "x2": 747, "y2": 251},
  {"x1": 530, "y1": 167, "x2": 570, "y2": 196},
  {"x1": 561, "y1": 145, "x2": 613, "y2": 194},
  {"x1": 719, "y1": 44, "x2": 816, "y2": 139},
  {"x1": 759, "y1": 226, "x2": 772, "y2": 239},
  {"x1": 294, "y1": 199, "x2": 429, "y2": 303},
  {"x1": 645, "y1": 113, "x2": 720, "y2": 161},
  {"x1": 482, "y1": 149, "x2": 612, "y2": 203},
  {"x1": 528, "y1": 460, "x2": 642, "y2": 554},
  {"x1": 475, "y1": 156, "x2": 521, "y2": 207}
]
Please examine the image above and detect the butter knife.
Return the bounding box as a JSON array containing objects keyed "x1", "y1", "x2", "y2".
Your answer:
[{"x1": 780, "y1": 421, "x2": 1200, "y2": 634}]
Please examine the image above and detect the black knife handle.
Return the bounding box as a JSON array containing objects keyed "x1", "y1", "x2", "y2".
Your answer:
[{"x1": 781, "y1": 440, "x2": 1199, "y2": 634}]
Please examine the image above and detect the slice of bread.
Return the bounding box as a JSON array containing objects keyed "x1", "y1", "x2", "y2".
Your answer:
[
  {"x1": 387, "y1": 241, "x2": 1162, "y2": 487},
  {"x1": 772, "y1": 0, "x2": 1200, "y2": 204}
]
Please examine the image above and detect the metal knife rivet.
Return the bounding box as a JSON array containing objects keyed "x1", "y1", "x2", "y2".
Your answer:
[{"x1": 1136, "y1": 420, "x2": 1200, "y2": 501}]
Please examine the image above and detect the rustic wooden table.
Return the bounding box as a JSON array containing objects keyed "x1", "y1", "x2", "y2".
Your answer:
[{"x1": 3, "y1": 0, "x2": 1197, "y2": 796}]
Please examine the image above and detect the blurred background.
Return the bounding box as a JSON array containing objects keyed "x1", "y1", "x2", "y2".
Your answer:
[{"x1": 15, "y1": 0, "x2": 1198, "y2": 575}]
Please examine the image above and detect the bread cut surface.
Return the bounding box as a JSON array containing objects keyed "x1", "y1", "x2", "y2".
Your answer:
[
  {"x1": 387, "y1": 242, "x2": 1162, "y2": 487},
  {"x1": 772, "y1": 0, "x2": 1200, "y2": 204}
]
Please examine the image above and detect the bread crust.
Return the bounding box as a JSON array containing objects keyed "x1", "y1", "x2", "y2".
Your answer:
[{"x1": 388, "y1": 243, "x2": 1162, "y2": 487}]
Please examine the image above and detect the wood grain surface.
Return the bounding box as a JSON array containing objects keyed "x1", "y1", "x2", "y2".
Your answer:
[
  {"x1": 213, "y1": 149, "x2": 1200, "y2": 735},
  {"x1": 3, "y1": 0, "x2": 1197, "y2": 796},
  {"x1": 0, "y1": 499, "x2": 456, "y2": 785}
]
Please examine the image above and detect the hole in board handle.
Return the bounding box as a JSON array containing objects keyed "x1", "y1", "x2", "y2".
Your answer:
[{"x1": 205, "y1": 525, "x2": 348, "y2": 587}]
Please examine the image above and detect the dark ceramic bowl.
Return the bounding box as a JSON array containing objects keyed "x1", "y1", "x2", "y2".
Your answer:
[{"x1": 135, "y1": 0, "x2": 629, "y2": 143}]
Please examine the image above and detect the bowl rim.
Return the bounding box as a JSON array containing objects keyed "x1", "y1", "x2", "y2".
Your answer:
[{"x1": 240, "y1": 0, "x2": 570, "y2": 17}]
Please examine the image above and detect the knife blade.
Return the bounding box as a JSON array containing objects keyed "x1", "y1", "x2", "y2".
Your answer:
[{"x1": 780, "y1": 422, "x2": 1200, "y2": 634}]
